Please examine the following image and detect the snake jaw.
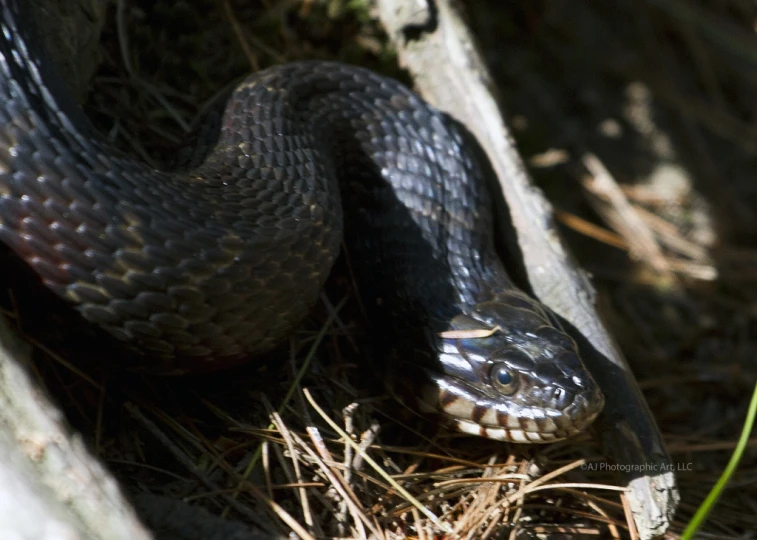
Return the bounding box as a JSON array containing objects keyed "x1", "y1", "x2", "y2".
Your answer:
[{"x1": 427, "y1": 369, "x2": 605, "y2": 443}]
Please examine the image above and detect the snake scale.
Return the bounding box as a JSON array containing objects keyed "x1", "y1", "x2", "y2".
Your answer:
[{"x1": 0, "y1": 0, "x2": 603, "y2": 442}]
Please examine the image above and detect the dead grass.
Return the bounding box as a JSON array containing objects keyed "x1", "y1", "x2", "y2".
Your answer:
[{"x1": 9, "y1": 0, "x2": 757, "y2": 538}]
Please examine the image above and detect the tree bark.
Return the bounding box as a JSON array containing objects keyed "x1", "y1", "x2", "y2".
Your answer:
[{"x1": 0, "y1": 318, "x2": 153, "y2": 540}]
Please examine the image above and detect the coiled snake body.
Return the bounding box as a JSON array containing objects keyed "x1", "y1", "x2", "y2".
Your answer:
[{"x1": 0, "y1": 1, "x2": 603, "y2": 442}]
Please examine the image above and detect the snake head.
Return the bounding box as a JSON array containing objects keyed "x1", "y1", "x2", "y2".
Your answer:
[{"x1": 424, "y1": 292, "x2": 605, "y2": 443}]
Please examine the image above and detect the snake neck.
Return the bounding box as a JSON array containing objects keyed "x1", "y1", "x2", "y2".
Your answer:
[{"x1": 322, "y1": 94, "x2": 514, "y2": 327}]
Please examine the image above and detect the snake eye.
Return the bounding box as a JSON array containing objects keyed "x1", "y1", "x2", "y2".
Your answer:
[{"x1": 491, "y1": 364, "x2": 518, "y2": 395}]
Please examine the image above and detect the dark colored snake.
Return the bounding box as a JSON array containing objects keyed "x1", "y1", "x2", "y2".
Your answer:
[{"x1": 0, "y1": 1, "x2": 604, "y2": 442}]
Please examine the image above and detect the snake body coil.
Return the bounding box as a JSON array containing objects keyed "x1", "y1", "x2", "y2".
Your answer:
[{"x1": 0, "y1": 1, "x2": 603, "y2": 442}]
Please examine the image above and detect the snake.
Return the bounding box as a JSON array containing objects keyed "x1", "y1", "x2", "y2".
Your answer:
[{"x1": 0, "y1": 0, "x2": 604, "y2": 443}]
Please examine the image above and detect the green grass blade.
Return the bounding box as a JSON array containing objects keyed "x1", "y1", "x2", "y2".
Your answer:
[{"x1": 681, "y1": 380, "x2": 757, "y2": 539}]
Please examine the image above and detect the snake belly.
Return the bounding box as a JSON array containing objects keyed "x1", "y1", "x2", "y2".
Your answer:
[{"x1": 0, "y1": 0, "x2": 604, "y2": 442}]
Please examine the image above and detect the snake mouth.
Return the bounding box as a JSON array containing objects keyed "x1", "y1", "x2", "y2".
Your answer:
[
  {"x1": 419, "y1": 370, "x2": 605, "y2": 443},
  {"x1": 449, "y1": 402, "x2": 604, "y2": 443}
]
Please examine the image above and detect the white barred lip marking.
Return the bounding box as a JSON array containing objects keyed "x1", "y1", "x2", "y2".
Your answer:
[
  {"x1": 455, "y1": 418, "x2": 496, "y2": 438},
  {"x1": 480, "y1": 407, "x2": 499, "y2": 427},
  {"x1": 506, "y1": 412, "x2": 522, "y2": 430},
  {"x1": 505, "y1": 429, "x2": 530, "y2": 443},
  {"x1": 432, "y1": 372, "x2": 599, "y2": 442},
  {"x1": 441, "y1": 395, "x2": 476, "y2": 421},
  {"x1": 453, "y1": 419, "x2": 570, "y2": 444},
  {"x1": 438, "y1": 387, "x2": 562, "y2": 436}
]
